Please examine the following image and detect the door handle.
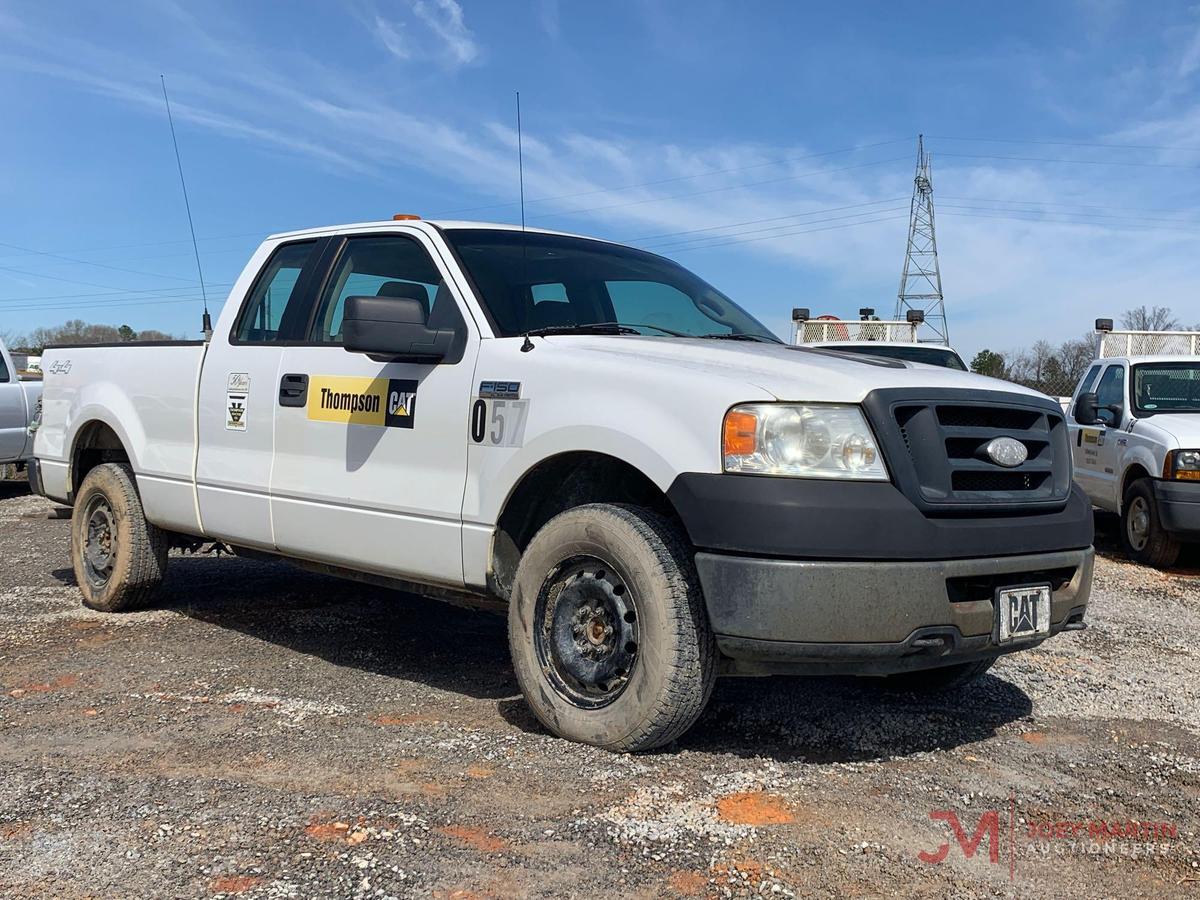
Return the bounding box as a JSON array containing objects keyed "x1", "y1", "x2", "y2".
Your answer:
[{"x1": 279, "y1": 373, "x2": 309, "y2": 407}]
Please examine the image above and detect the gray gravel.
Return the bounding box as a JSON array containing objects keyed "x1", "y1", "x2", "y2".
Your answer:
[{"x1": 0, "y1": 480, "x2": 1197, "y2": 897}]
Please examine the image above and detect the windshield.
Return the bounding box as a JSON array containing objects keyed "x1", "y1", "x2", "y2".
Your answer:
[
  {"x1": 822, "y1": 344, "x2": 967, "y2": 370},
  {"x1": 1133, "y1": 362, "x2": 1200, "y2": 414},
  {"x1": 442, "y1": 229, "x2": 779, "y2": 340}
]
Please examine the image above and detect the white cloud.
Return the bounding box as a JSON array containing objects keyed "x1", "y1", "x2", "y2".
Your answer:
[
  {"x1": 374, "y1": 15, "x2": 413, "y2": 61},
  {"x1": 411, "y1": 0, "x2": 479, "y2": 67}
]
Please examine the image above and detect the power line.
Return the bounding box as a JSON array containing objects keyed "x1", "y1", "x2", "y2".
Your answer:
[
  {"x1": 641, "y1": 206, "x2": 910, "y2": 253},
  {"x1": 625, "y1": 197, "x2": 906, "y2": 243},
  {"x1": 431, "y1": 138, "x2": 912, "y2": 216},
  {"x1": 0, "y1": 282, "x2": 235, "y2": 305},
  {"x1": 0, "y1": 295, "x2": 229, "y2": 315},
  {"x1": 928, "y1": 134, "x2": 1200, "y2": 154},
  {"x1": 658, "y1": 213, "x2": 909, "y2": 255},
  {"x1": 0, "y1": 239, "x2": 201, "y2": 283},
  {"x1": 937, "y1": 152, "x2": 1200, "y2": 171},
  {"x1": 529, "y1": 156, "x2": 911, "y2": 223}
]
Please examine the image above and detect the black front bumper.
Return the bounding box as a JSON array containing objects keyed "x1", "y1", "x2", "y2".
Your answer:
[
  {"x1": 1154, "y1": 479, "x2": 1200, "y2": 540},
  {"x1": 667, "y1": 473, "x2": 1094, "y2": 675}
]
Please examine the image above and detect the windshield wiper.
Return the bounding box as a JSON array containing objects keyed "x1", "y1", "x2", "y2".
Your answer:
[
  {"x1": 697, "y1": 332, "x2": 783, "y2": 344},
  {"x1": 520, "y1": 321, "x2": 687, "y2": 351}
]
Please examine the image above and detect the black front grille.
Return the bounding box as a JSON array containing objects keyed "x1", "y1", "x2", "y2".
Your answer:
[{"x1": 863, "y1": 389, "x2": 1073, "y2": 512}]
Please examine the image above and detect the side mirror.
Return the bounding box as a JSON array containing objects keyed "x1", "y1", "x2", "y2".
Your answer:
[
  {"x1": 342, "y1": 296, "x2": 453, "y2": 362},
  {"x1": 1074, "y1": 392, "x2": 1101, "y2": 425}
]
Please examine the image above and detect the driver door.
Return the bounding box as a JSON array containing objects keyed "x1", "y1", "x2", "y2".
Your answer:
[
  {"x1": 269, "y1": 230, "x2": 480, "y2": 586},
  {"x1": 1075, "y1": 363, "x2": 1124, "y2": 510}
]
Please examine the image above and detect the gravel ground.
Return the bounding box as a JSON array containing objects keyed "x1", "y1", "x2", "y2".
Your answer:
[{"x1": 0, "y1": 480, "x2": 1198, "y2": 898}]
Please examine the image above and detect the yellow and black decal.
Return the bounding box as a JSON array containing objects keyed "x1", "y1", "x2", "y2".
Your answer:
[{"x1": 307, "y1": 375, "x2": 417, "y2": 429}]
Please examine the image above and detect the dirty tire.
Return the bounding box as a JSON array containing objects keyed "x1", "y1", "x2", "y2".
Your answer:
[
  {"x1": 71, "y1": 463, "x2": 168, "y2": 612},
  {"x1": 880, "y1": 658, "x2": 996, "y2": 693},
  {"x1": 1121, "y1": 478, "x2": 1180, "y2": 569},
  {"x1": 508, "y1": 503, "x2": 716, "y2": 752}
]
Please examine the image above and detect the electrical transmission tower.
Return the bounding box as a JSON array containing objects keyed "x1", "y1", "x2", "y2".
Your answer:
[{"x1": 895, "y1": 135, "x2": 948, "y2": 344}]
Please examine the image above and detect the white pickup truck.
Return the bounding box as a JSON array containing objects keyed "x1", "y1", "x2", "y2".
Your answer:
[
  {"x1": 1067, "y1": 321, "x2": 1200, "y2": 567},
  {"x1": 32, "y1": 218, "x2": 1093, "y2": 751},
  {"x1": 0, "y1": 337, "x2": 42, "y2": 475}
]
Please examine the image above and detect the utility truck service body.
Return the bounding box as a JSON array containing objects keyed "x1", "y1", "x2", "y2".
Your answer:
[
  {"x1": 33, "y1": 219, "x2": 1093, "y2": 750},
  {"x1": 1068, "y1": 321, "x2": 1200, "y2": 567}
]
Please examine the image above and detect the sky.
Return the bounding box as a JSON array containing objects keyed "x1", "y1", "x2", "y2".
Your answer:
[{"x1": 1, "y1": 0, "x2": 1199, "y2": 360}]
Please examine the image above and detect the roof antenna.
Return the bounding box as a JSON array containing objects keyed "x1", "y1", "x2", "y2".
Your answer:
[
  {"x1": 161, "y1": 75, "x2": 212, "y2": 341},
  {"x1": 516, "y1": 91, "x2": 535, "y2": 352}
]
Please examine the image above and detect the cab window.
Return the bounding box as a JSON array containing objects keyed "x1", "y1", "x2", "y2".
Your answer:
[
  {"x1": 234, "y1": 241, "x2": 318, "y2": 342},
  {"x1": 0, "y1": 353, "x2": 9, "y2": 383},
  {"x1": 1094, "y1": 365, "x2": 1126, "y2": 425},
  {"x1": 310, "y1": 235, "x2": 444, "y2": 344}
]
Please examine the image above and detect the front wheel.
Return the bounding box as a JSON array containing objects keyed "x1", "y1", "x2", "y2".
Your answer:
[
  {"x1": 508, "y1": 503, "x2": 716, "y2": 752},
  {"x1": 71, "y1": 463, "x2": 168, "y2": 611},
  {"x1": 1121, "y1": 478, "x2": 1180, "y2": 568}
]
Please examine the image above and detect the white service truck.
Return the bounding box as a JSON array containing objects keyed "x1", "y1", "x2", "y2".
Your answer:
[
  {"x1": 32, "y1": 218, "x2": 1093, "y2": 751},
  {"x1": 791, "y1": 309, "x2": 969, "y2": 371},
  {"x1": 0, "y1": 336, "x2": 42, "y2": 476},
  {"x1": 1067, "y1": 319, "x2": 1200, "y2": 567}
]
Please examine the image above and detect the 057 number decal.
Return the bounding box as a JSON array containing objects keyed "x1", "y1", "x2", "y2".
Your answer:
[{"x1": 470, "y1": 398, "x2": 530, "y2": 447}]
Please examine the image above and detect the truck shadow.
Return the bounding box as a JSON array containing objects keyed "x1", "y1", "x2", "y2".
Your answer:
[
  {"x1": 0, "y1": 480, "x2": 30, "y2": 500},
  {"x1": 54, "y1": 553, "x2": 1034, "y2": 763}
]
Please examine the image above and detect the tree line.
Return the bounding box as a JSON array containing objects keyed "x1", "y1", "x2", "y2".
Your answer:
[
  {"x1": 969, "y1": 306, "x2": 1199, "y2": 397},
  {"x1": 0, "y1": 320, "x2": 180, "y2": 354}
]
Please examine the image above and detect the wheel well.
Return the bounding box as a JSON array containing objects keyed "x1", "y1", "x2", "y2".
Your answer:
[
  {"x1": 1121, "y1": 464, "x2": 1151, "y2": 508},
  {"x1": 72, "y1": 422, "x2": 130, "y2": 496},
  {"x1": 491, "y1": 452, "x2": 683, "y2": 601}
]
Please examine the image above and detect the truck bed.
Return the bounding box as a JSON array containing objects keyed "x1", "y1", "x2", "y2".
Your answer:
[{"x1": 35, "y1": 342, "x2": 207, "y2": 531}]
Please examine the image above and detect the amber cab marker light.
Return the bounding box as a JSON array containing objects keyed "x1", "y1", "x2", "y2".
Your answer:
[
  {"x1": 392, "y1": 213, "x2": 421, "y2": 220},
  {"x1": 723, "y1": 410, "x2": 758, "y2": 457}
]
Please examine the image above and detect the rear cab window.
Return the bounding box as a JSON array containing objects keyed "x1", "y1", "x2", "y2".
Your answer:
[{"x1": 233, "y1": 241, "x2": 320, "y2": 343}]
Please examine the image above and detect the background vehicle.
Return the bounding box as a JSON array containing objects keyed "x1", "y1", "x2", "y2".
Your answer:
[
  {"x1": 0, "y1": 336, "x2": 42, "y2": 478},
  {"x1": 1067, "y1": 319, "x2": 1200, "y2": 567},
  {"x1": 32, "y1": 219, "x2": 1093, "y2": 751},
  {"x1": 791, "y1": 309, "x2": 968, "y2": 370}
]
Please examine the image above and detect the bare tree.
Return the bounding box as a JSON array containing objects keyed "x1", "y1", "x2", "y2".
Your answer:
[{"x1": 1121, "y1": 305, "x2": 1179, "y2": 331}]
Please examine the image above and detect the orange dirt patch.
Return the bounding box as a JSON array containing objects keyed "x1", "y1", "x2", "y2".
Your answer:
[
  {"x1": 716, "y1": 792, "x2": 795, "y2": 826},
  {"x1": 210, "y1": 875, "x2": 262, "y2": 894},
  {"x1": 1, "y1": 822, "x2": 32, "y2": 840},
  {"x1": 466, "y1": 765, "x2": 494, "y2": 779},
  {"x1": 305, "y1": 820, "x2": 352, "y2": 841},
  {"x1": 1022, "y1": 732, "x2": 1048, "y2": 745},
  {"x1": 667, "y1": 869, "x2": 709, "y2": 895},
  {"x1": 9, "y1": 674, "x2": 79, "y2": 696},
  {"x1": 438, "y1": 825, "x2": 509, "y2": 854}
]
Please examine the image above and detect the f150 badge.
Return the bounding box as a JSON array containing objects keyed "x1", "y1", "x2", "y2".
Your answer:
[{"x1": 306, "y1": 375, "x2": 417, "y2": 429}]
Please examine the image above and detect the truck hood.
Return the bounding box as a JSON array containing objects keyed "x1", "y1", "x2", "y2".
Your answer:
[
  {"x1": 1138, "y1": 413, "x2": 1200, "y2": 446},
  {"x1": 543, "y1": 336, "x2": 1049, "y2": 404}
]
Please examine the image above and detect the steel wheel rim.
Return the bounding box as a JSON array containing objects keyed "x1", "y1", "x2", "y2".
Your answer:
[
  {"x1": 1127, "y1": 496, "x2": 1150, "y2": 551},
  {"x1": 82, "y1": 495, "x2": 117, "y2": 588},
  {"x1": 533, "y1": 555, "x2": 640, "y2": 709}
]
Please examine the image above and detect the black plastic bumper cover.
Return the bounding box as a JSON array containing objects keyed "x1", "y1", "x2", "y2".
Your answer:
[
  {"x1": 666, "y1": 474, "x2": 1094, "y2": 560},
  {"x1": 1154, "y1": 479, "x2": 1200, "y2": 539}
]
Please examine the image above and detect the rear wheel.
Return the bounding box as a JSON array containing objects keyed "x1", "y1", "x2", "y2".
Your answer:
[
  {"x1": 71, "y1": 463, "x2": 168, "y2": 611},
  {"x1": 508, "y1": 503, "x2": 715, "y2": 752},
  {"x1": 1121, "y1": 478, "x2": 1180, "y2": 568},
  {"x1": 881, "y1": 658, "x2": 996, "y2": 692}
]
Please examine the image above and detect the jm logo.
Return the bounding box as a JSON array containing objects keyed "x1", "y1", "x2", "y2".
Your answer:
[{"x1": 919, "y1": 810, "x2": 1000, "y2": 865}]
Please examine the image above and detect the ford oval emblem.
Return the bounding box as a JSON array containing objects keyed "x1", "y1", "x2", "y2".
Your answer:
[{"x1": 985, "y1": 436, "x2": 1028, "y2": 468}]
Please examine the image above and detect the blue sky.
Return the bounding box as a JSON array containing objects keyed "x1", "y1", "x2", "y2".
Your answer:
[{"x1": 1, "y1": 0, "x2": 1199, "y2": 359}]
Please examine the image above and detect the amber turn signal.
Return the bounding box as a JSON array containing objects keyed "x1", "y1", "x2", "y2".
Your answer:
[{"x1": 723, "y1": 409, "x2": 758, "y2": 457}]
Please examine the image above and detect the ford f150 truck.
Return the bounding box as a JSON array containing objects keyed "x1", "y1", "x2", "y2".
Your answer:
[
  {"x1": 0, "y1": 336, "x2": 42, "y2": 476},
  {"x1": 31, "y1": 218, "x2": 1094, "y2": 751},
  {"x1": 1068, "y1": 320, "x2": 1200, "y2": 567}
]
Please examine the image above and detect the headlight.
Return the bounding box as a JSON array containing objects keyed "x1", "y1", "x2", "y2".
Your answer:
[
  {"x1": 1165, "y1": 449, "x2": 1200, "y2": 481},
  {"x1": 723, "y1": 403, "x2": 888, "y2": 480}
]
